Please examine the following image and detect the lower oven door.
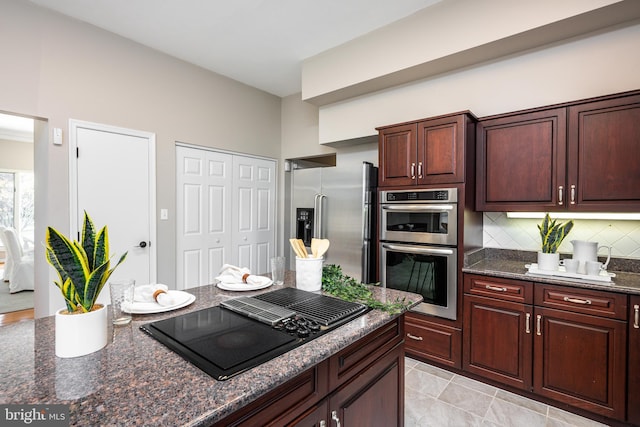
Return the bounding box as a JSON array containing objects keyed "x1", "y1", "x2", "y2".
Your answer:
[{"x1": 380, "y1": 242, "x2": 457, "y2": 320}]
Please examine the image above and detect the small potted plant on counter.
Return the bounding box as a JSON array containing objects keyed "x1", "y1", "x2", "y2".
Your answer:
[
  {"x1": 537, "y1": 213, "x2": 574, "y2": 271},
  {"x1": 45, "y1": 211, "x2": 127, "y2": 358}
]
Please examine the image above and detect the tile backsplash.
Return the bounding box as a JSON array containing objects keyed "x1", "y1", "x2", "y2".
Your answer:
[{"x1": 483, "y1": 213, "x2": 640, "y2": 259}]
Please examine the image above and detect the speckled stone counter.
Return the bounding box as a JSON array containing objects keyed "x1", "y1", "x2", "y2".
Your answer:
[
  {"x1": 0, "y1": 273, "x2": 421, "y2": 426},
  {"x1": 463, "y1": 248, "x2": 640, "y2": 295}
]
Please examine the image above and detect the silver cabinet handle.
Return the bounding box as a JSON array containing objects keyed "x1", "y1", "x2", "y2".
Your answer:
[
  {"x1": 570, "y1": 184, "x2": 576, "y2": 204},
  {"x1": 331, "y1": 410, "x2": 341, "y2": 427},
  {"x1": 634, "y1": 304, "x2": 639, "y2": 329},
  {"x1": 526, "y1": 313, "x2": 531, "y2": 334},
  {"x1": 558, "y1": 186, "x2": 564, "y2": 206},
  {"x1": 485, "y1": 285, "x2": 507, "y2": 292},
  {"x1": 410, "y1": 163, "x2": 416, "y2": 179},
  {"x1": 418, "y1": 161, "x2": 423, "y2": 178},
  {"x1": 407, "y1": 333, "x2": 423, "y2": 341},
  {"x1": 536, "y1": 314, "x2": 542, "y2": 336},
  {"x1": 563, "y1": 296, "x2": 591, "y2": 305},
  {"x1": 320, "y1": 421, "x2": 326, "y2": 427}
]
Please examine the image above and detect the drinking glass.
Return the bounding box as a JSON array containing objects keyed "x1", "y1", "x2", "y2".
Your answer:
[
  {"x1": 270, "y1": 256, "x2": 285, "y2": 285},
  {"x1": 109, "y1": 279, "x2": 135, "y2": 325}
]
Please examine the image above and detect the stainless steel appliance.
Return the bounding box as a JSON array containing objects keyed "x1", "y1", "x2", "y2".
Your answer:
[
  {"x1": 289, "y1": 144, "x2": 377, "y2": 283},
  {"x1": 380, "y1": 188, "x2": 457, "y2": 246},
  {"x1": 379, "y1": 188, "x2": 458, "y2": 320},
  {"x1": 141, "y1": 288, "x2": 368, "y2": 380}
]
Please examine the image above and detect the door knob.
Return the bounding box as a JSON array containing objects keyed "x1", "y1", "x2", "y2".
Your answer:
[{"x1": 137, "y1": 241, "x2": 148, "y2": 248}]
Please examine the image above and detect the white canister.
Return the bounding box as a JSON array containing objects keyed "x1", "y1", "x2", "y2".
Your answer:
[{"x1": 295, "y1": 257, "x2": 323, "y2": 292}]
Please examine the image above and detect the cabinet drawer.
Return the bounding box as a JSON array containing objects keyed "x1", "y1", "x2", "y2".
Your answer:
[
  {"x1": 329, "y1": 316, "x2": 403, "y2": 389},
  {"x1": 405, "y1": 312, "x2": 461, "y2": 369},
  {"x1": 534, "y1": 284, "x2": 627, "y2": 320},
  {"x1": 464, "y1": 274, "x2": 533, "y2": 304}
]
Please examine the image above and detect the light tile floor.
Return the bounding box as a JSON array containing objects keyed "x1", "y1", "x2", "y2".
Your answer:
[{"x1": 405, "y1": 357, "x2": 610, "y2": 427}]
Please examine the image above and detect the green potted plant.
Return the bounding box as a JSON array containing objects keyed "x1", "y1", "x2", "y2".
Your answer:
[
  {"x1": 45, "y1": 211, "x2": 127, "y2": 358},
  {"x1": 537, "y1": 213, "x2": 574, "y2": 271}
]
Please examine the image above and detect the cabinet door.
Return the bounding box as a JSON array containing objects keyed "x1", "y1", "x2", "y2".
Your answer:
[
  {"x1": 378, "y1": 124, "x2": 417, "y2": 187},
  {"x1": 533, "y1": 307, "x2": 626, "y2": 420},
  {"x1": 329, "y1": 343, "x2": 403, "y2": 427},
  {"x1": 629, "y1": 296, "x2": 640, "y2": 426},
  {"x1": 476, "y1": 108, "x2": 567, "y2": 211},
  {"x1": 568, "y1": 94, "x2": 640, "y2": 211},
  {"x1": 463, "y1": 294, "x2": 533, "y2": 390},
  {"x1": 416, "y1": 114, "x2": 466, "y2": 184}
]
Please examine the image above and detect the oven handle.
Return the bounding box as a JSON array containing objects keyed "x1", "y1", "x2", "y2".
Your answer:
[
  {"x1": 381, "y1": 204, "x2": 455, "y2": 211},
  {"x1": 381, "y1": 243, "x2": 454, "y2": 256}
]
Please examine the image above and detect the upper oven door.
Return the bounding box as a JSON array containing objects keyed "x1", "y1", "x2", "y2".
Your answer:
[{"x1": 380, "y1": 203, "x2": 457, "y2": 245}]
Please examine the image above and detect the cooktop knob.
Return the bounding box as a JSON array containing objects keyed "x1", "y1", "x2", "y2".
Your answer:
[
  {"x1": 285, "y1": 322, "x2": 298, "y2": 333},
  {"x1": 297, "y1": 328, "x2": 310, "y2": 338}
]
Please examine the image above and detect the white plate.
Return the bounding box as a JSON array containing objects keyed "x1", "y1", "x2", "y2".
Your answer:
[
  {"x1": 216, "y1": 280, "x2": 273, "y2": 292},
  {"x1": 124, "y1": 290, "x2": 196, "y2": 314}
]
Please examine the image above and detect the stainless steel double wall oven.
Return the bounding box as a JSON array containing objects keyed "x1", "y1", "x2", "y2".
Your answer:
[{"x1": 379, "y1": 188, "x2": 458, "y2": 320}]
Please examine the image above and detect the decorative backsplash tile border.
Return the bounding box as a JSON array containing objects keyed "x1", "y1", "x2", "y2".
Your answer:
[{"x1": 483, "y1": 213, "x2": 640, "y2": 259}]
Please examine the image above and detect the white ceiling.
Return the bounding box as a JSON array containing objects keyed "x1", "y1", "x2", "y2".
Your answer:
[{"x1": 27, "y1": 0, "x2": 443, "y2": 97}]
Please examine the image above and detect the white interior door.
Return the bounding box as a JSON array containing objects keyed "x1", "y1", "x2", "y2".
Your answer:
[
  {"x1": 233, "y1": 156, "x2": 276, "y2": 275},
  {"x1": 176, "y1": 145, "x2": 276, "y2": 284},
  {"x1": 70, "y1": 120, "x2": 156, "y2": 305},
  {"x1": 176, "y1": 146, "x2": 233, "y2": 289}
]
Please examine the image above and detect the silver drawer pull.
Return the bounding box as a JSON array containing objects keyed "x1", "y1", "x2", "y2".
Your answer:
[
  {"x1": 525, "y1": 313, "x2": 531, "y2": 334},
  {"x1": 558, "y1": 186, "x2": 564, "y2": 206},
  {"x1": 407, "y1": 333, "x2": 423, "y2": 341},
  {"x1": 331, "y1": 410, "x2": 341, "y2": 427},
  {"x1": 485, "y1": 285, "x2": 507, "y2": 292},
  {"x1": 634, "y1": 304, "x2": 639, "y2": 329},
  {"x1": 563, "y1": 296, "x2": 591, "y2": 305},
  {"x1": 536, "y1": 314, "x2": 542, "y2": 336}
]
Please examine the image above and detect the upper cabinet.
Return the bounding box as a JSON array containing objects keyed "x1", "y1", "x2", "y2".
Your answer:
[
  {"x1": 477, "y1": 90, "x2": 640, "y2": 212},
  {"x1": 378, "y1": 112, "x2": 476, "y2": 187}
]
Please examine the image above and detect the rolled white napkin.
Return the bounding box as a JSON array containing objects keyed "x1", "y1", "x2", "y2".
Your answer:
[
  {"x1": 134, "y1": 284, "x2": 175, "y2": 306},
  {"x1": 215, "y1": 264, "x2": 272, "y2": 286}
]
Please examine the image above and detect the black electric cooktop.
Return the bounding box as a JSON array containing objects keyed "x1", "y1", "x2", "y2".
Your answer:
[{"x1": 140, "y1": 288, "x2": 368, "y2": 380}]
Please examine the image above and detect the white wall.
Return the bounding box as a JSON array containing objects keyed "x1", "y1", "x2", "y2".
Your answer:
[
  {"x1": 317, "y1": 21, "x2": 640, "y2": 142},
  {"x1": 1, "y1": 0, "x2": 282, "y2": 316}
]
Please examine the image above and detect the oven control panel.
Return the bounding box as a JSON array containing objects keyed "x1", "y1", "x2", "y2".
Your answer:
[{"x1": 382, "y1": 188, "x2": 457, "y2": 203}]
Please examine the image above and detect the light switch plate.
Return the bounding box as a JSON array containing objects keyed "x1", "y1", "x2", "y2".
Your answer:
[{"x1": 53, "y1": 128, "x2": 63, "y2": 145}]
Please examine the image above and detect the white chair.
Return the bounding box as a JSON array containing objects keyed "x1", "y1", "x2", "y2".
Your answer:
[
  {"x1": 0, "y1": 226, "x2": 14, "y2": 282},
  {"x1": 2, "y1": 227, "x2": 34, "y2": 293}
]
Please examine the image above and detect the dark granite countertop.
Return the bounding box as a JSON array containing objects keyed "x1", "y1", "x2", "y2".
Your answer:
[
  {"x1": 0, "y1": 272, "x2": 421, "y2": 426},
  {"x1": 463, "y1": 248, "x2": 640, "y2": 295}
]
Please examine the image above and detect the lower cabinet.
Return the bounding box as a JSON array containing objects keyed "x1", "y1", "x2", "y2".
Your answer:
[
  {"x1": 404, "y1": 312, "x2": 462, "y2": 369},
  {"x1": 463, "y1": 274, "x2": 628, "y2": 422},
  {"x1": 214, "y1": 316, "x2": 404, "y2": 427},
  {"x1": 629, "y1": 296, "x2": 640, "y2": 426}
]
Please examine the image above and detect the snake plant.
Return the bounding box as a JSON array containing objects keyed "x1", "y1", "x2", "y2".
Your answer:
[
  {"x1": 45, "y1": 211, "x2": 127, "y2": 313},
  {"x1": 537, "y1": 213, "x2": 574, "y2": 254}
]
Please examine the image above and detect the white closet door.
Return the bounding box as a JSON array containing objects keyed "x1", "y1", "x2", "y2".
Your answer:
[
  {"x1": 176, "y1": 147, "x2": 233, "y2": 289},
  {"x1": 232, "y1": 156, "x2": 276, "y2": 275}
]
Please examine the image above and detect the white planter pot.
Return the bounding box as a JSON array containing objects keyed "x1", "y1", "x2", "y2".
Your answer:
[
  {"x1": 537, "y1": 251, "x2": 560, "y2": 271},
  {"x1": 55, "y1": 304, "x2": 108, "y2": 358}
]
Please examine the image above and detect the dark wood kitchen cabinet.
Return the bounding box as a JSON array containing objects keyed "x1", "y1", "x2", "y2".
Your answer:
[
  {"x1": 627, "y1": 296, "x2": 640, "y2": 426},
  {"x1": 567, "y1": 93, "x2": 640, "y2": 211},
  {"x1": 533, "y1": 284, "x2": 627, "y2": 421},
  {"x1": 214, "y1": 316, "x2": 404, "y2": 427},
  {"x1": 404, "y1": 311, "x2": 462, "y2": 369},
  {"x1": 378, "y1": 112, "x2": 476, "y2": 187},
  {"x1": 462, "y1": 274, "x2": 628, "y2": 422},
  {"x1": 463, "y1": 274, "x2": 534, "y2": 390},
  {"x1": 476, "y1": 108, "x2": 566, "y2": 211},
  {"x1": 476, "y1": 90, "x2": 640, "y2": 211}
]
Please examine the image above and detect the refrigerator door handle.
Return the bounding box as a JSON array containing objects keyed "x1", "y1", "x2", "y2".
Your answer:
[{"x1": 314, "y1": 193, "x2": 326, "y2": 239}]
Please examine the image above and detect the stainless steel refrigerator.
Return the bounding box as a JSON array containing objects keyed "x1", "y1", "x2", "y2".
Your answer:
[{"x1": 289, "y1": 143, "x2": 378, "y2": 283}]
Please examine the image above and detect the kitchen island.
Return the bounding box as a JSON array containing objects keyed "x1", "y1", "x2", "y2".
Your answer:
[{"x1": 0, "y1": 273, "x2": 421, "y2": 426}]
